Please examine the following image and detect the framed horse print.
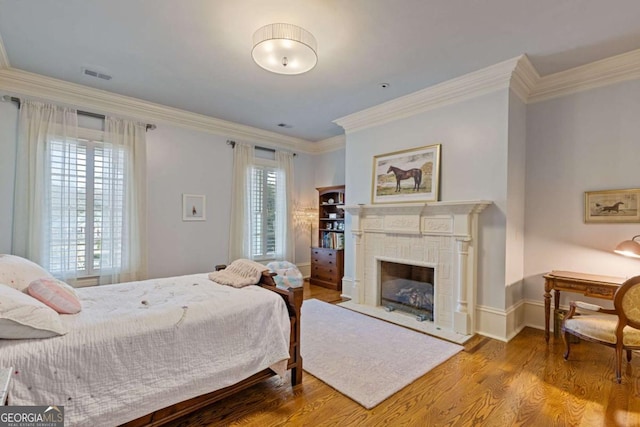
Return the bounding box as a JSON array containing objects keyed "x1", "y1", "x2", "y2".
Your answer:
[
  {"x1": 584, "y1": 188, "x2": 640, "y2": 223},
  {"x1": 371, "y1": 144, "x2": 441, "y2": 204}
]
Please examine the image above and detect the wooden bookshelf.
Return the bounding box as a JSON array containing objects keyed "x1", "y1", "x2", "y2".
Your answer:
[{"x1": 310, "y1": 185, "x2": 345, "y2": 290}]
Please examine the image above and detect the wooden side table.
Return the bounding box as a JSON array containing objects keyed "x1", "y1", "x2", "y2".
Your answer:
[{"x1": 543, "y1": 271, "x2": 625, "y2": 342}]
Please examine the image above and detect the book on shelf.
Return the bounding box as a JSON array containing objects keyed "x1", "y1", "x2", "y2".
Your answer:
[{"x1": 322, "y1": 232, "x2": 344, "y2": 249}]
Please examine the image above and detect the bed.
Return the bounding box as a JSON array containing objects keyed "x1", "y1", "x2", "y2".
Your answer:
[{"x1": 0, "y1": 259, "x2": 303, "y2": 427}]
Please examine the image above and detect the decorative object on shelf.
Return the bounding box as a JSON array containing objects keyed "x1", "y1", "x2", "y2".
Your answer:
[
  {"x1": 614, "y1": 235, "x2": 640, "y2": 258},
  {"x1": 182, "y1": 194, "x2": 206, "y2": 221},
  {"x1": 251, "y1": 23, "x2": 318, "y2": 75},
  {"x1": 328, "y1": 198, "x2": 334, "y2": 204},
  {"x1": 584, "y1": 188, "x2": 640, "y2": 223},
  {"x1": 372, "y1": 144, "x2": 441, "y2": 204}
]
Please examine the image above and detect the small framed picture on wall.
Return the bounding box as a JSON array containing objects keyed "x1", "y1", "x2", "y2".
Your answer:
[
  {"x1": 584, "y1": 188, "x2": 640, "y2": 223},
  {"x1": 183, "y1": 194, "x2": 206, "y2": 221}
]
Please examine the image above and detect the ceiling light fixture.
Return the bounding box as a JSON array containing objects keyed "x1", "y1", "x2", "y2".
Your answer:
[{"x1": 252, "y1": 23, "x2": 317, "y2": 75}]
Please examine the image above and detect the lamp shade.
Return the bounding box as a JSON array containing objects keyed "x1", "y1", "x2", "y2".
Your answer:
[
  {"x1": 252, "y1": 23, "x2": 317, "y2": 75},
  {"x1": 614, "y1": 235, "x2": 640, "y2": 258}
]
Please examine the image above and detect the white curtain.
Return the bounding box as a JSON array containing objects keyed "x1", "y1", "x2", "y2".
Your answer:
[
  {"x1": 102, "y1": 117, "x2": 148, "y2": 284},
  {"x1": 13, "y1": 101, "x2": 78, "y2": 273},
  {"x1": 275, "y1": 150, "x2": 295, "y2": 262},
  {"x1": 228, "y1": 142, "x2": 254, "y2": 261}
]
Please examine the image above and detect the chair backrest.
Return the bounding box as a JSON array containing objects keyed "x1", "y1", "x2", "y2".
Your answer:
[{"x1": 614, "y1": 275, "x2": 640, "y2": 330}]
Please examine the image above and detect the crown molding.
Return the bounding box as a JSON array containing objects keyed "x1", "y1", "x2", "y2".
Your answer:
[
  {"x1": 0, "y1": 67, "x2": 319, "y2": 154},
  {"x1": 510, "y1": 54, "x2": 540, "y2": 102},
  {"x1": 334, "y1": 56, "x2": 523, "y2": 134},
  {"x1": 0, "y1": 33, "x2": 9, "y2": 69},
  {"x1": 334, "y1": 48, "x2": 640, "y2": 134},
  {"x1": 529, "y1": 48, "x2": 640, "y2": 103},
  {"x1": 311, "y1": 134, "x2": 346, "y2": 153}
]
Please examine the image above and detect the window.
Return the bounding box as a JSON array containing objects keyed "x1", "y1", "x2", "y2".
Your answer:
[
  {"x1": 47, "y1": 137, "x2": 127, "y2": 277},
  {"x1": 250, "y1": 165, "x2": 278, "y2": 260}
]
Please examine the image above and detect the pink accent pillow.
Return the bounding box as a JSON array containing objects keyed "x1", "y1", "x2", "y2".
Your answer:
[{"x1": 28, "y1": 278, "x2": 82, "y2": 314}]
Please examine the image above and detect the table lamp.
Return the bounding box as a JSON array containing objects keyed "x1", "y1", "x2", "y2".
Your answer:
[{"x1": 614, "y1": 235, "x2": 640, "y2": 258}]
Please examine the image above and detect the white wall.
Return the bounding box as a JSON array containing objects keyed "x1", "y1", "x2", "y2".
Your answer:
[
  {"x1": 344, "y1": 89, "x2": 510, "y2": 310},
  {"x1": 524, "y1": 79, "x2": 640, "y2": 307},
  {"x1": 145, "y1": 125, "x2": 233, "y2": 278},
  {"x1": 505, "y1": 91, "x2": 527, "y2": 307},
  {"x1": 314, "y1": 148, "x2": 346, "y2": 188}
]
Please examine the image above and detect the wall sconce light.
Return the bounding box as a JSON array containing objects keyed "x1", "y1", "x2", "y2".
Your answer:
[{"x1": 614, "y1": 235, "x2": 640, "y2": 258}]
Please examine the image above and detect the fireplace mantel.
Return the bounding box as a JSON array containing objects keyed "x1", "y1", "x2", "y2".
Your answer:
[{"x1": 343, "y1": 200, "x2": 491, "y2": 338}]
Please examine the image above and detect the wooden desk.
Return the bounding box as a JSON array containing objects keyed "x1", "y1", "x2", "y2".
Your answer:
[{"x1": 543, "y1": 271, "x2": 625, "y2": 342}]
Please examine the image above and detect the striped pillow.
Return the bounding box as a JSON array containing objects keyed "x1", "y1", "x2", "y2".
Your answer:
[{"x1": 28, "y1": 278, "x2": 82, "y2": 314}]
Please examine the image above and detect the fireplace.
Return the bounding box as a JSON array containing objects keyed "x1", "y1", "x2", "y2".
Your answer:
[
  {"x1": 343, "y1": 200, "x2": 491, "y2": 341},
  {"x1": 380, "y1": 261, "x2": 434, "y2": 321}
]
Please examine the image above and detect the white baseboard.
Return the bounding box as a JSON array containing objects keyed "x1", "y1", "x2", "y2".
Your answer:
[
  {"x1": 475, "y1": 300, "x2": 527, "y2": 342},
  {"x1": 297, "y1": 262, "x2": 310, "y2": 278},
  {"x1": 341, "y1": 276, "x2": 355, "y2": 301}
]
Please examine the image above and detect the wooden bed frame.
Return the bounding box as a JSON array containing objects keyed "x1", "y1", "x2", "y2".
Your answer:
[{"x1": 122, "y1": 268, "x2": 303, "y2": 426}]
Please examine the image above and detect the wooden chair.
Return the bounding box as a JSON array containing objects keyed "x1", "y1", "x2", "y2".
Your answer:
[{"x1": 562, "y1": 275, "x2": 640, "y2": 383}]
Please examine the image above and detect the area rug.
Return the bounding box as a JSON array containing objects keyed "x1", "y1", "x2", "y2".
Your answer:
[{"x1": 300, "y1": 299, "x2": 464, "y2": 409}]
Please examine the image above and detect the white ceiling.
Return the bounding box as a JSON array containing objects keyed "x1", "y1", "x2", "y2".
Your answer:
[{"x1": 1, "y1": 0, "x2": 640, "y2": 142}]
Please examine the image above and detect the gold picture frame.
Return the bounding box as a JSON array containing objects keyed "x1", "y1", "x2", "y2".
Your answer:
[
  {"x1": 372, "y1": 144, "x2": 441, "y2": 204},
  {"x1": 584, "y1": 188, "x2": 640, "y2": 223}
]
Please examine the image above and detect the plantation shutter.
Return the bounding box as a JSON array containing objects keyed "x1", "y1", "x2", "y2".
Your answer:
[
  {"x1": 92, "y1": 143, "x2": 126, "y2": 273},
  {"x1": 48, "y1": 139, "x2": 87, "y2": 275},
  {"x1": 47, "y1": 139, "x2": 127, "y2": 277},
  {"x1": 250, "y1": 166, "x2": 278, "y2": 259}
]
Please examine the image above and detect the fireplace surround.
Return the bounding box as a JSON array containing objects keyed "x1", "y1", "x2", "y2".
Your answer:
[{"x1": 343, "y1": 201, "x2": 491, "y2": 341}]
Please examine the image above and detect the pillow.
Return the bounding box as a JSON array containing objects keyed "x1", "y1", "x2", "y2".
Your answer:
[
  {"x1": 28, "y1": 277, "x2": 81, "y2": 314},
  {"x1": 266, "y1": 261, "x2": 304, "y2": 289},
  {"x1": 0, "y1": 254, "x2": 53, "y2": 292},
  {"x1": 0, "y1": 284, "x2": 67, "y2": 339}
]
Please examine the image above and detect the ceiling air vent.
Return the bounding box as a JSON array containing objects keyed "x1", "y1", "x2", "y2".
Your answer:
[{"x1": 81, "y1": 67, "x2": 112, "y2": 81}]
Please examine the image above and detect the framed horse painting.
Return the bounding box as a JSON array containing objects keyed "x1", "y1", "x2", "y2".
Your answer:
[
  {"x1": 584, "y1": 188, "x2": 640, "y2": 223},
  {"x1": 371, "y1": 144, "x2": 441, "y2": 204}
]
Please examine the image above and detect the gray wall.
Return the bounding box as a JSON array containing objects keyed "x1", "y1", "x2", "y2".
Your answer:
[{"x1": 524, "y1": 79, "x2": 640, "y2": 306}]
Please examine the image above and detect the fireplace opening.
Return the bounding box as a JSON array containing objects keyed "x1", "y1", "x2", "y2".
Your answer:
[{"x1": 380, "y1": 261, "x2": 434, "y2": 322}]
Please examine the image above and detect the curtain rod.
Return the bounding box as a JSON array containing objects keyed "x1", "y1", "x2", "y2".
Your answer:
[
  {"x1": 3, "y1": 95, "x2": 156, "y2": 131},
  {"x1": 226, "y1": 140, "x2": 296, "y2": 156}
]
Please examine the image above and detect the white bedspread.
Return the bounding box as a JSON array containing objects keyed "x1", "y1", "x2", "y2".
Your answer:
[{"x1": 0, "y1": 273, "x2": 291, "y2": 426}]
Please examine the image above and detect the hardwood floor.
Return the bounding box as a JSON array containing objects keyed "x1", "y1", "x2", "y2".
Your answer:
[{"x1": 168, "y1": 282, "x2": 640, "y2": 426}]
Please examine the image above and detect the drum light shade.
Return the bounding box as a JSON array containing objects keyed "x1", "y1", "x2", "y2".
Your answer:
[
  {"x1": 614, "y1": 235, "x2": 640, "y2": 258},
  {"x1": 252, "y1": 23, "x2": 317, "y2": 75}
]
